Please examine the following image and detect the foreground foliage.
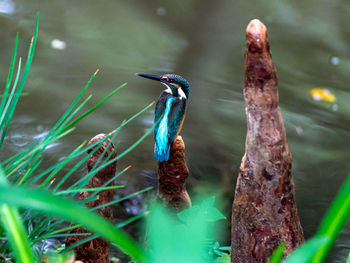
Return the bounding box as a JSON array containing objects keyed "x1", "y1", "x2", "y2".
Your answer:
[{"x1": 0, "y1": 14, "x2": 153, "y2": 263}]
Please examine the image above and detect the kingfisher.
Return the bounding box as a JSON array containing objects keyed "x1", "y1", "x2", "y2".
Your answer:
[{"x1": 137, "y1": 73, "x2": 190, "y2": 162}]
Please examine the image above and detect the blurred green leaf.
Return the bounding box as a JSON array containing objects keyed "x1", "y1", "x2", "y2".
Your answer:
[
  {"x1": 0, "y1": 32, "x2": 17, "y2": 117},
  {"x1": 285, "y1": 236, "x2": 330, "y2": 263},
  {"x1": 215, "y1": 253, "x2": 230, "y2": 263},
  {"x1": 0, "y1": 205, "x2": 35, "y2": 263},
  {"x1": 268, "y1": 243, "x2": 285, "y2": 263},
  {"x1": 311, "y1": 175, "x2": 350, "y2": 262},
  {"x1": 44, "y1": 251, "x2": 75, "y2": 263},
  {"x1": 210, "y1": 241, "x2": 230, "y2": 259},
  {"x1": 0, "y1": 168, "x2": 35, "y2": 263},
  {"x1": 202, "y1": 196, "x2": 216, "y2": 207},
  {"x1": 0, "y1": 12, "x2": 39, "y2": 147},
  {"x1": 149, "y1": 197, "x2": 226, "y2": 263},
  {"x1": 178, "y1": 196, "x2": 226, "y2": 224},
  {"x1": 0, "y1": 184, "x2": 149, "y2": 263},
  {"x1": 149, "y1": 204, "x2": 207, "y2": 263}
]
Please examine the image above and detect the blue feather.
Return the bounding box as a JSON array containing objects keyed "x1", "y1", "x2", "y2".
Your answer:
[{"x1": 154, "y1": 97, "x2": 175, "y2": 162}]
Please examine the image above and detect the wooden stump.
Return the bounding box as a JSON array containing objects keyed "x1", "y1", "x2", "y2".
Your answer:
[
  {"x1": 231, "y1": 19, "x2": 304, "y2": 263},
  {"x1": 157, "y1": 136, "x2": 191, "y2": 210},
  {"x1": 65, "y1": 133, "x2": 117, "y2": 263}
]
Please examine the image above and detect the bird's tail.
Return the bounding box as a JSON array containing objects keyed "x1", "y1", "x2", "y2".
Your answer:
[{"x1": 154, "y1": 142, "x2": 170, "y2": 162}]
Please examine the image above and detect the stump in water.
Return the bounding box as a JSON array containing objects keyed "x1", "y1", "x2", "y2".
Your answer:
[
  {"x1": 65, "y1": 133, "x2": 117, "y2": 263},
  {"x1": 157, "y1": 136, "x2": 191, "y2": 210},
  {"x1": 231, "y1": 19, "x2": 304, "y2": 263}
]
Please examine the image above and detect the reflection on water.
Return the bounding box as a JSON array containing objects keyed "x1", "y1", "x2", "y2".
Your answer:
[
  {"x1": 0, "y1": 0, "x2": 349, "y2": 261},
  {"x1": 0, "y1": 0, "x2": 14, "y2": 15},
  {"x1": 50, "y1": 39, "x2": 66, "y2": 50}
]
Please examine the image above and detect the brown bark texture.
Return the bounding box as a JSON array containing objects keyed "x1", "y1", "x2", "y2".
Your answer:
[
  {"x1": 65, "y1": 133, "x2": 117, "y2": 263},
  {"x1": 231, "y1": 19, "x2": 304, "y2": 263},
  {"x1": 157, "y1": 135, "x2": 191, "y2": 210}
]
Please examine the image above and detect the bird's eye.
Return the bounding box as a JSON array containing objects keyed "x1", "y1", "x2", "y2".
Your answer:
[{"x1": 168, "y1": 79, "x2": 174, "y2": 83}]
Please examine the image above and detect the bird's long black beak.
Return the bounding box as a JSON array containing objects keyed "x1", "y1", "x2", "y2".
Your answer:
[{"x1": 136, "y1": 73, "x2": 162, "y2": 82}]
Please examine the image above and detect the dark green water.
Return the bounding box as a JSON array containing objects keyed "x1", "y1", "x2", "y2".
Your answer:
[{"x1": 0, "y1": 0, "x2": 349, "y2": 262}]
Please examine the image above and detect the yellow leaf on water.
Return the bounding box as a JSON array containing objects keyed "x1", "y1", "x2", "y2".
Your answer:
[{"x1": 309, "y1": 89, "x2": 336, "y2": 103}]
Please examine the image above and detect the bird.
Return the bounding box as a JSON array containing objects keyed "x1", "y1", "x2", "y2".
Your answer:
[{"x1": 137, "y1": 73, "x2": 190, "y2": 162}]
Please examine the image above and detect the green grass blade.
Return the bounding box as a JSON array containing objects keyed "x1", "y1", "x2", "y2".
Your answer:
[
  {"x1": 2, "y1": 138, "x2": 40, "y2": 166},
  {"x1": 60, "y1": 102, "x2": 155, "y2": 194},
  {"x1": 53, "y1": 138, "x2": 116, "y2": 191},
  {"x1": 346, "y1": 252, "x2": 350, "y2": 263},
  {"x1": 28, "y1": 215, "x2": 69, "y2": 242},
  {"x1": 31, "y1": 224, "x2": 82, "y2": 244},
  {"x1": 0, "y1": 184, "x2": 149, "y2": 263},
  {"x1": 0, "y1": 58, "x2": 22, "y2": 127},
  {"x1": 67, "y1": 146, "x2": 119, "y2": 193},
  {"x1": 285, "y1": 236, "x2": 329, "y2": 263},
  {"x1": 6, "y1": 128, "x2": 75, "y2": 178},
  {"x1": 63, "y1": 83, "x2": 127, "y2": 131},
  {"x1": 69, "y1": 162, "x2": 128, "y2": 203},
  {"x1": 0, "y1": 168, "x2": 35, "y2": 263},
  {"x1": 0, "y1": 57, "x2": 22, "y2": 148},
  {"x1": 72, "y1": 124, "x2": 154, "y2": 196},
  {"x1": 53, "y1": 94, "x2": 92, "y2": 135},
  {"x1": 56, "y1": 185, "x2": 124, "y2": 195},
  {"x1": 311, "y1": 175, "x2": 350, "y2": 263},
  {"x1": 52, "y1": 141, "x2": 103, "y2": 191},
  {"x1": 14, "y1": 157, "x2": 41, "y2": 185},
  {"x1": 64, "y1": 211, "x2": 148, "y2": 252},
  {"x1": 0, "y1": 205, "x2": 35, "y2": 263},
  {"x1": 0, "y1": 13, "x2": 39, "y2": 147},
  {"x1": 117, "y1": 124, "x2": 155, "y2": 160},
  {"x1": 90, "y1": 187, "x2": 152, "y2": 211},
  {"x1": 0, "y1": 92, "x2": 29, "y2": 98},
  {"x1": 267, "y1": 243, "x2": 285, "y2": 263},
  {"x1": 0, "y1": 33, "x2": 18, "y2": 124},
  {"x1": 39, "y1": 142, "x2": 86, "y2": 189},
  {"x1": 120, "y1": 101, "x2": 155, "y2": 127},
  {"x1": 46, "y1": 69, "x2": 99, "y2": 140},
  {"x1": 49, "y1": 233, "x2": 91, "y2": 238},
  {"x1": 82, "y1": 164, "x2": 130, "y2": 201},
  {"x1": 58, "y1": 136, "x2": 117, "y2": 193},
  {"x1": 28, "y1": 133, "x2": 109, "y2": 188},
  {"x1": 89, "y1": 124, "x2": 119, "y2": 175},
  {"x1": 20, "y1": 94, "x2": 92, "y2": 179}
]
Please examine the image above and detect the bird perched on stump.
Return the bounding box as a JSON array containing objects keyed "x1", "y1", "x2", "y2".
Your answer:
[{"x1": 137, "y1": 73, "x2": 190, "y2": 162}]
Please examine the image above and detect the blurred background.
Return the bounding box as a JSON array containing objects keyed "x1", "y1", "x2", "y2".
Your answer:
[{"x1": 0, "y1": 0, "x2": 349, "y2": 262}]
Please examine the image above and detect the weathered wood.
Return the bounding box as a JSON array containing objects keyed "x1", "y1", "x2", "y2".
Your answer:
[
  {"x1": 157, "y1": 135, "x2": 191, "y2": 210},
  {"x1": 231, "y1": 19, "x2": 304, "y2": 263},
  {"x1": 65, "y1": 133, "x2": 117, "y2": 263}
]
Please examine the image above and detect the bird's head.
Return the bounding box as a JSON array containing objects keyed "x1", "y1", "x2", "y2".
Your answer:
[{"x1": 137, "y1": 73, "x2": 190, "y2": 99}]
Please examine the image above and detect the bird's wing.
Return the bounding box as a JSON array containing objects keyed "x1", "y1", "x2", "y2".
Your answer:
[
  {"x1": 168, "y1": 97, "x2": 186, "y2": 143},
  {"x1": 154, "y1": 91, "x2": 172, "y2": 139}
]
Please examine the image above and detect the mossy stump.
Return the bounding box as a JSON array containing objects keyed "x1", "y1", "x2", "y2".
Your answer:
[
  {"x1": 65, "y1": 133, "x2": 117, "y2": 263},
  {"x1": 231, "y1": 19, "x2": 304, "y2": 263},
  {"x1": 157, "y1": 136, "x2": 191, "y2": 210}
]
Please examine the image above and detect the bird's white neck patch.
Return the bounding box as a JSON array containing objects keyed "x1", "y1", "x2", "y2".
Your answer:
[
  {"x1": 161, "y1": 83, "x2": 172, "y2": 94},
  {"x1": 178, "y1": 88, "x2": 186, "y2": 99},
  {"x1": 161, "y1": 83, "x2": 186, "y2": 99}
]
